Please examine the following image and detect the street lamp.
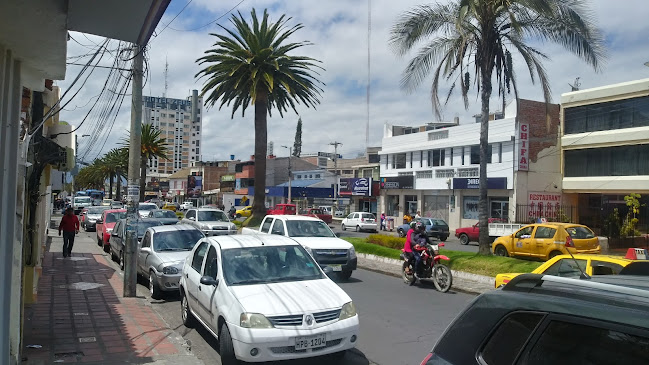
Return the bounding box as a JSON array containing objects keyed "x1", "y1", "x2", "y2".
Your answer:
[{"x1": 281, "y1": 145, "x2": 292, "y2": 203}]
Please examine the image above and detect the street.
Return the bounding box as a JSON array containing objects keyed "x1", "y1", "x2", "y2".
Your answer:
[{"x1": 75, "y1": 228, "x2": 475, "y2": 365}]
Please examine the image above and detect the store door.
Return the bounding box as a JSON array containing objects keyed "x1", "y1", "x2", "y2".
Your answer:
[{"x1": 424, "y1": 195, "x2": 449, "y2": 222}]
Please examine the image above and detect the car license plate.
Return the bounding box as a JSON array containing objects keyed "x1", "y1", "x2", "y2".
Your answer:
[
  {"x1": 330, "y1": 265, "x2": 343, "y2": 272},
  {"x1": 295, "y1": 334, "x2": 327, "y2": 350}
]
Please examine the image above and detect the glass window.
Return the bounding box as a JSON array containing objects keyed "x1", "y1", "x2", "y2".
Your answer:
[
  {"x1": 261, "y1": 218, "x2": 273, "y2": 233},
  {"x1": 428, "y1": 149, "x2": 445, "y2": 167},
  {"x1": 591, "y1": 260, "x2": 624, "y2": 275},
  {"x1": 285, "y1": 220, "x2": 335, "y2": 237},
  {"x1": 490, "y1": 200, "x2": 509, "y2": 221},
  {"x1": 105, "y1": 212, "x2": 127, "y2": 223},
  {"x1": 154, "y1": 229, "x2": 204, "y2": 251},
  {"x1": 186, "y1": 210, "x2": 195, "y2": 219},
  {"x1": 141, "y1": 232, "x2": 151, "y2": 248},
  {"x1": 152, "y1": 210, "x2": 177, "y2": 218},
  {"x1": 543, "y1": 259, "x2": 586, "y2": 277},
  {"x1": 387, "y1": 195, "x2": 399, "y2": 216},
  {"x1": 271, "y1": 220, "x2": 285, "y2": 235},
  {"x1": 565, "y1": 226, "x2": 595, "y2": 239},
  {"x1": 565, "y1": 144, "x2": 649, "y2": 177},
  {"x1": 526, "y1": 320, "x2": 649, "y2": 364},
  {"x1": 463, "y1": 196, "x2": 479, "y2": 220},
  {"x1": 515, "y1": 226, "x2": 535, "y2": 238},
  {"x1": 393, "y1": 153, "x2": 406, "y2": 169},
  {"x1": 470, "y1": 145, "x2": 480, "y2": 164},
  {"x1": 203, "y1": 246, "x2": 218, "y2": 279},
  {"x1": 534, "y1": 227, "x2": 557, "y2": 239},
  {"x1": 449, "y1": 147, "x2": 453, "y2": 166},
  {"x1": 564, "y1": 96, "x2": 649, "y2": 134},
  {"x1": 197, "y1": 210, "x2": 228, "y2": 222},
  {"x1": 191, "y1": 241, "x2": 208, "y2": 272},
  {"x1": 480, "y1": 312, "x2": 544, "y2": 365}
]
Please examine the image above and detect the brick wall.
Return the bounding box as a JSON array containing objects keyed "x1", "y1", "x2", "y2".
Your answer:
[{"x1": 518, "y1": 99, "x2": 560, "y2": 163}]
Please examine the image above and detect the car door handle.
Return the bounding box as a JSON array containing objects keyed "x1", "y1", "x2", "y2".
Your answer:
[{"x1": 198, "y1": 286, "x2": 201, "y2": 291}]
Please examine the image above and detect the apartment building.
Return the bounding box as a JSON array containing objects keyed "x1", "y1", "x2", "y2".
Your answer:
[
  {"x1": 561, "y1": 78, "x2": 649, "y2": 233},
  {"x1": 379, "y1": 99, "x2": 563, "y2": 231},
  {"x1": 142, "y1": 90, "x2": 203, "y2": 176}
]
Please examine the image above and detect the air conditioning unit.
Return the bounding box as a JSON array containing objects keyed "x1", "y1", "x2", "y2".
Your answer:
[{"x1": 56, "y1": 147, "x2": 75, "y2": 172}]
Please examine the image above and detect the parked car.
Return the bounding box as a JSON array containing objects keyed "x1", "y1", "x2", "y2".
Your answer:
[
  {"x1": 454, "y1": 218, "x2": 507, "y2": 244},
  {"x1": 334, "y1": 208, "x2": 346, "y2": 217},
  {"x1": 420, "y1": 273, "x2": 649, "y2": 365},
  {"x1": 235, "y1": 205, "x2": 253, "y2": 218},
  {"x1": 100, "y1": 199, "x2": 113, "y2": 206},
  {"x1": 341, "y1": 212, "x2": 377, "y2": 232},
  {"x1": 83, "y1": 206, "x2": 111, "y2": 231},
  {"x1": 109, "y1": 218, "x2": 164, "y2": 269},
  {"x1": 494, "y1": 254, "x2": 636, "y2": 287},
  {"x1": 180, "y1": 208, "x2": 237, "y2": 236},
  {"x1": 96, "y1": 209, "x2": 127, "y2": 253},
  {"x1": 72, "y1": 195, "x2": 93, "y2": 215},
  {"x1": 267, "y1": 204, "x2": 297, "y2": 215},
  {"x1": 137, "y1": 203, "x2": 158, "y2": 218},
  {"x1": 111, "y1": 201, "x2": 125, "y2": 209},
  {"x1": 180, "y1": 201, "x2": 194, "y2": 210},
  {"x1": 179, "y1": 234, "x2": 360, "y2": 364},
  {"x1": 397, "y1": 217, "x2": 449, "y2": 241},
  {"x1": 79, "y1": 208, "x2": 89, "y2": 228},
  {"x1": 161, "y1": 202, "x2": 178, "y2": 212},
  {"x1": 491, "y1": 222, "x2": 601, "y2": 260},
  {"x1": 148, "y1": 209, "x2": 181, "y2": 225},
  {"x1": 137, "y1": 225, "x2": 205, "y2": 299},
  {"x1": 301, "y1": 208, "x2": 333, "y2": 224}
]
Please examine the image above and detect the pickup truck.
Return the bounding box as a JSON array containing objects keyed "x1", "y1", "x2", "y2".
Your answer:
[
  {"x1": 454, "y1": 220, "x2": 526, "y2": 245},
  {"x1": 301, "y1": 208, "x2": 333, "y2": 224},
  {"x1": 241, "y1": 215, "x2": 357, "y2": 280},
  {"x1": 266, "y1": 203, "x2": 296, "y2": 215}
]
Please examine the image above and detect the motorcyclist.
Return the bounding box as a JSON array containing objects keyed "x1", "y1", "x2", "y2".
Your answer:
[
  {"x1": 403, "y1": 221, "x2": 416, "y2": 274},
  {"x1": 411, "y1": 221, "x2": 429, "y2": 280}
]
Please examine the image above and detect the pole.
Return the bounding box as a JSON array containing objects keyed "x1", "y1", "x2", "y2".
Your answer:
[
  {"x1": 288, "y1": 148, "x2": 292, "y2": 203},
  {"x1": 329, "y1": 141, "x2": 342, "y2": 209},
  {"x1": 124, "y1": 45, "x2": 143, "y2": 297}
]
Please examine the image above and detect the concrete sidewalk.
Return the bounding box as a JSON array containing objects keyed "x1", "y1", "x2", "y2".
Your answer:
[{"x1": 22, "y1": 221, "x2": 204, "y2": 364}]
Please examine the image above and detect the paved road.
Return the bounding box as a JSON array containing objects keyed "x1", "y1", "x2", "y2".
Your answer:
[{"x1": 76, "y1": 228, "x2": 475, "y2": 365}]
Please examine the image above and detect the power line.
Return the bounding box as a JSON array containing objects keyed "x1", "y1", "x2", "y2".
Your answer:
[
  {"x1": 156, "y1": 0, "x2": 194, "y2": 37},
  {"x1": 164, "y1": 0, "x2": 246, "y2": 32}
]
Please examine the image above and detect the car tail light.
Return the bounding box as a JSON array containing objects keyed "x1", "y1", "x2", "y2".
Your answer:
[
  {"x1": 420, "y1": 352, "x2": 433, "y2": 365},
  {"x1": 361, "y1": 218, "x2": 365, "y2": 222},
  {"x1": 565, "y1": 235, "x2": 573, "y2": 248}
]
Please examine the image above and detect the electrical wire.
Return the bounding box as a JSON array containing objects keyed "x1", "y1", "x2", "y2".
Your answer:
[
  {"x1": 156, "y1": 0, "x2": 194, "y2": 37},
  {"x1": 164, "y1": 0, "x2": 245, "y2": 32}
]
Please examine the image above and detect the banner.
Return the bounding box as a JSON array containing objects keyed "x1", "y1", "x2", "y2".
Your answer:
[
  {"x1": 339, "y1": 178, "x2": 372, "y2": 196},
  {"x1": 453, "y1": 177, "x2": 507, "y2": 189},
  {"x1": 187, "y1": 175, "x2": 203, "y2": 198},
  {"x1": 380, "y1": 176, "x2": 414, "y2": 190}
]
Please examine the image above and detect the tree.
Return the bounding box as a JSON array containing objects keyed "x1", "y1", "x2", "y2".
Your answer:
[
  {"x1": 196, "y1": 9, "x2": 324, "y2": 219},
  {"x1": 122, "y1": 124, "x2": 168, "y2": 202},
  {"x1": 293, "y1": 117, "x2": 302, "y2": 157},
  {"x1": 102, "y1": 148, "x2": 128, "y2": 200},
  {"x1": 390, "y1": 0, "x2": 605, "y2": 255}
]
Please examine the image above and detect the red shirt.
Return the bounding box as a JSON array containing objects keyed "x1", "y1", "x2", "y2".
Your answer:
[
  {"x1": 404, "y1": 229, "x2": 414, "y2": 252},
  {"x1": 59, "y1": 214, "x2": 80, "y2": 232}
]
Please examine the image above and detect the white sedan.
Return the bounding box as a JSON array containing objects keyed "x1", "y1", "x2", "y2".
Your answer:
[
  {"x1": 179, "y1": 235, "x2": 359, "y2": 364},
  {"x1": 341, "y1": 212, "x2": 378, "y2": 232}
]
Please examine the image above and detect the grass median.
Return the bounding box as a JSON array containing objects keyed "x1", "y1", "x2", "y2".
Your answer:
[{"x1": 344, "y1": 237, "x2": 542, "y2": 278}]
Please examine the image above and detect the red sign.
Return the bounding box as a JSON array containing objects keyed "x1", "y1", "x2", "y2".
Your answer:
[
  {"x1": 518, "y1": 123, "x2": 529, "y2": 171},
  {"x1": 528, "y1": 192, "x2": 562, "y2": 218}
]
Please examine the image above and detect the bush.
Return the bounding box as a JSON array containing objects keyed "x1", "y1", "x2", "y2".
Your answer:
[
  {"x1": 367, "y1": 234, "x2": 406, "y2": 250},
  {"x1": 175, "y1": 211, "x2": 184, "y2": 219}
]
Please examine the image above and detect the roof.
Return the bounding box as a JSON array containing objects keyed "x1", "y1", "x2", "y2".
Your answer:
[
  {"x1": 168, "y1": 167, "x2": 193, "y2": 179},
  {"x1": 209, "y1": 234, "x2": 300, "y2": 250},
  {"x1": 192, "y1": 208, "x2": 225, "y2": 212},
  {"x1": 554, "y1": 254, "x2": 634, "y2": 263},
  {"x1": 266, "y1": 215, "x2": 321, "y2": 222},
  {"x1": 148, "y1": 224, "x2": 201, "y2": 233},
  {"x1": 276, "y1": 179, "x2": 323, "y2": 187}
]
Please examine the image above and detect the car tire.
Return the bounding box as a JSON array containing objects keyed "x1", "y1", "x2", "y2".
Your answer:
[
  {"x1": 459, "y1": 234, "x2": 470, "y2": 245},
  {"x1": 181, "y1": 291, "x2": 196, "y2": 328},
  {"x1": 341, "y1": 224, "x2": 346, "y2": 231},
  {"x1": 219, "y1": 324, "x2": 239, "y2": 365},
  {"x1": 494, "y1": 245, "x2": 509, "y2": 257},
  {"x1": 440, "y1": 235, "x2": 448, "y2": 241},
  {"x1": 119, "y1": 251, "x2": 125, "y2": 271},
  {"x1": 110, "y1": 248, "x2": 118, "y2": 262},
  {"x1": 149, "y1": 272, "x2": 162, "y2": 300},
  {"x1": 103, "y1": 243, "x2": 110, "y2": 253},
  {"x1": 398, "y1": 228, "x2": 405, "y2": 238},
  {"x1": 337, "y1": 269, "x2": 353, "y2": 281},
  {"x1": 355, "y1": 225, "x2": 360, "y2": 232}
]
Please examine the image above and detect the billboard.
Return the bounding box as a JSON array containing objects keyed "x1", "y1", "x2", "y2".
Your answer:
[
  {"x1": 379, "y1": 176, "x2": 414, "y2": 190},
  {"x1": 186, "y1": 175, "x2": 203, "y2": 198},
  {"x1": 339, "y1": 178, "x2": 372, "y2": 196}
]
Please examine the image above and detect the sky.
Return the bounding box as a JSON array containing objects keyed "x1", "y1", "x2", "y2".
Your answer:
[{"x1": 60, "y1": 0, "x2": 649, "y2": 164}]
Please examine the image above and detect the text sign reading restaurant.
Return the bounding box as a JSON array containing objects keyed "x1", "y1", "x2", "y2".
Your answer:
[
  {"x1": 453, "y1": 177, "x2": 507, "y2": 190},
  {"x1": 518, "y1": 123, "x2": 529, "y2": 171}
]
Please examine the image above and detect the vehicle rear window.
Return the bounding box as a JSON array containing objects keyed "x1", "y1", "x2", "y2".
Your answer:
[
  {"x1": 362, "y1": 213, "x2": 375, "y2": 219},
  {"x1": 105, "y1": 212, "x2": 127, "y2": 223},
  {"x1": 525, "y1": 320, "x2": 649, "y2": 364},
  {"x1": 565, "y1": 226, "x2": 595, "y2": 239},
  {"x1": 431, "y1": 219, "x2": 447, "y2": 226},
  {"x1": 480, "y1": 312, "x2": 544, "y2": 365}
]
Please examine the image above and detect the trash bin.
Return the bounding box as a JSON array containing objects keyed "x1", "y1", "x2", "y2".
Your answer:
[{"x1": 387, "y1": 218, "x2": 395, "y2": 231}]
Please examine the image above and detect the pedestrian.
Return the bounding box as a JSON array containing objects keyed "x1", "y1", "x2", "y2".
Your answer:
[
  {"x1": 415, "y1": 211, "x2": 421, "y2": 219},
  {"x1": 59, "y1": 207, "x2": 79, "y2": 258},
  {"x1": 380, "y1": 213, "x2": 386, "y2": 231}
]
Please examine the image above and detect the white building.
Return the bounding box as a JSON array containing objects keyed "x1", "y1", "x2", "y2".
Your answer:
[
  {"x1": 379, "y1": 99, "x2": 565, "y2": 232},
  {"x1": 142, "y1": 90, "x2": 203, "y2": 176}
]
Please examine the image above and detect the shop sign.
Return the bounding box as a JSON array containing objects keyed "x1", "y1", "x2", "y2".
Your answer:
[
  {"x1": 339, "y1": 178, "x2": 371, "y2": 196},
  {"x1": 518, "y1": 123, "x2": 529, "y2": 171},
  {"x1": 528, "y1": 191, "x2": 562, "y2": 217},
  {"x1": 453, "y1": 177, "x2": 507, "y2": 190},
  {"x1": 380, "y1": 176, "x2": 414, "y2": 190},
  {"x1": 221, "y1": 174, "x2": 235, "y2": 182}
]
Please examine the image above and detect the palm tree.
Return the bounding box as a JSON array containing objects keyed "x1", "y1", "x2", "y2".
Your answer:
[
  {"x1": 123, "y1": 124, "x2": 168, "y2": 202},
  {"x1": 195, "y1": 9, "x2": 324, "y2": 219},
  {"x1": 75, "y1": 163, "x2": 106, "y2": 191},
  {"x1": 390, "y1": 0, "x2": 605, "y2": 255},
  {"x1": 101, "y1": 148, "x2": 128, "y2": 200}
]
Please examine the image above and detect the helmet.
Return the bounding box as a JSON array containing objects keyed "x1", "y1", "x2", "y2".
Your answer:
[
  {"x1": 410, "y1": 221, "x2": 417, "y2": 229},
  {"x1": 415, "y1": 221, "x2": 425, "y2": 232}
]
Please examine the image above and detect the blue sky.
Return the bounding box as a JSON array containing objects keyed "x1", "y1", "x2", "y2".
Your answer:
[{"x1": 61, "y1": 0, "x2": 649, "y2": 164}]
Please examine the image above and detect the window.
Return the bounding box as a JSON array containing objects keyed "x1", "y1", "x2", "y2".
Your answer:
[
  {"x1": 515, "y1": 226, "x2": 535, "y2": 238},
  {"x1": 449, "y1": 148, "x2": 453, "y2": 166},
  {"x1": 409, "y1": 152, "x2": 413, "y2": 168},
  {"x1": 260, "y1": 218, "x2": 273, "y2": 233},
  {"x1": 393, "y1": 153, "x2": 406, "y2": 169},
  {"x1": 203, "y1": 246, "x2": 218, "y2": 279},
  {"x1": 428, "y1": 149, "x2": 445, "y2": 167},
  {"x1": 480, "y1": 312, "x2": 544, "y2": 365},
  {"x1": 490, "y1": 200, "x2": 509, "y2": 220},
  {"x1": 195, "y1": 140, "x2": 200, "y2": 147},
  {"x1": 498, "y1": 143, "x2": 503, "y2": 163},
  {"x1": 534, "y1": 227, "x2": 557, "y2": 239},
  {"x1": 461, "y1": 146, "x2": 466, "y2": 165},
  {"x1": 271, "y1": 220, "x2": 285, "y2": 235},
  {"x1": 591, "y1": 260, "x2": 624, "y2": 275},
  {"x1": 564, "y1": 144, "x2": 649, "y2": 177},
  {"x1": 191, "y1": 241, "x2": 208, "y2": 272},
  {"x1": 564, "y1": 96, "x2": 649, "y2": 134},
  {"x1": 185, "y1": 210, "x2": 196, "y2": 219},
  {"x1": 526, "y1": 320, "x2": 649, "y2": 364}
]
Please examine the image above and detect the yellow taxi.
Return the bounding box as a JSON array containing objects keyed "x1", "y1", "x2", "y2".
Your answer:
[
  {"x1": 495, "y1": 254, "x2": 635, "y2": 288},
  {"x1": 235, "y1": 206, "x2": 253, "y2": 218},
  {"x1": 492, "y1": 222, "x2": 600, "y2": 261},
  {"x1": 162, "y1": 202, "x2": 177, "y2": 212}
]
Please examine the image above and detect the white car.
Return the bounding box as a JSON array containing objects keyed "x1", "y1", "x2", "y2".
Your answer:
[
  {"x1": 137, "y1": 203, "x2": 158, "y2": 218},
  {"x1": 181, "y1": 208, "x2": 237, "y2": 236},
  {"x1": 180, "y1": 201, "x2": 194, "y2": 210},
  {"x1": 341, "y1": 212, "x2": 378, "y2": 232},
  {"x1": 179, "y1": 235, "x2": 359, "y2": 364}
]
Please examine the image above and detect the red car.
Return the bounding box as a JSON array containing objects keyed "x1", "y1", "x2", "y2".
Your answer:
[
  {"x1": 300, "y1": 208, "x2": 333, "y2": 224},
  {"x1": 96, "y1": 209, "x2": 127, "y2": 253},
  {"x1": 454, "y1": 218, "x2": 505, "y2": 245},
  {"x1": 266, "y1": 204, "x2": 297, "y2": 215}
]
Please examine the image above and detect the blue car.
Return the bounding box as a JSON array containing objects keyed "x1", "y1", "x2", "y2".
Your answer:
[{"x1": 397, "y1": 217, "x2": 450, "y2": 241}]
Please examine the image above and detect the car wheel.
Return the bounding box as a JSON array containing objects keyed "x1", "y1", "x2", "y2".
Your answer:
[
  {"x1": 236, "y1": 213, "x2": 241, "y2": 218},
  {"x1": 181, "y1": 291, "x2": 196, "y2": 328},
  {"x1": 337, "y1": 269, "x2": 353, "y2": 281},
  {"x1": 440, "y1": 235, "x2": 448, "y2": 241},
  {"x1": 219, "y1": 324, "x2": 239, "y2": 365},
  {"x1": 398, "y1": 229, "x2": 405, "y2": 238},
  {"x1": 459, "y1": 234, "x2": 470, "y2": 245},
  {"x1": 341, "y1": 224, "x2": 346, "y2": 231},
  {"x1": 149, "y1": 272, "x2": 162, "y2": 300},
  {"x1": 110, "y1": 248, "x2": 118, "y2": 262},
  {"x1": 355, "y1": 225, "x2": 360, "y2": 232},
  {"x1": 119, "y1": 251, "x2": 125, "y2": 271},
  {"x1": 548, "y1": 251, "x2": 562, "y2": 260},
  {"x1": 494, "y1": 245, "x2": 509, "y2": 257}
]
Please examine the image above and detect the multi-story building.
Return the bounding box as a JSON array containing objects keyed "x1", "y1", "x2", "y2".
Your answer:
[
  {"x1": 142, "y1": 90, "x2": 203, "y2": 177},
  {"x1": 379, "y1": 99, "x2": 564, "y2": 231},
  {"x1": 560, "y1": 78, "x2": 649, "y2": 233}
]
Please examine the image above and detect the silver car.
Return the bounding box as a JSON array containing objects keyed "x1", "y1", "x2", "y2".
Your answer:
[
  {"x1": 84, "y1": 206, "x2": 111, "y2": 231},
  {"x1": 180, "y1": 208, "x2": 237, "y2": 236},
  {"x1": 138, "y1": 225, "x2": 205, "y2": 299}
]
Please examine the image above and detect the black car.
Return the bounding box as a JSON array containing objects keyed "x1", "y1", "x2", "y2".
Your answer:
[
  {"x1": 397, "y1": 217, "x2": 450, "y2": 241},
  {"x1": 109, "y1": 218, "x2": 163, "y2": 269},
  {"x1": 421, "y1": 273, "x2": 649, "y2": 364},
  {"x1": 148, "y1": 209, "x2": 180, "y2": 225}
]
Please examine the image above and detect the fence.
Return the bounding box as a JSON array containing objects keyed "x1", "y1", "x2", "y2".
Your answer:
[{"x1": 515, "y1": 204, "x2": 577, "y2": 224}]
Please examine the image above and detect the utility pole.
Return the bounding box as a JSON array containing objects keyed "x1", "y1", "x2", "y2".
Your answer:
[
  {"x1": 124, "y1": 45, "x2": 143, "y2": 297},
  {"x1": 281, "y1": 145, "x2": 292, "y2": 203},
  {"x1": 329, "y1": 141, "x2": 342, "y2": 209}
]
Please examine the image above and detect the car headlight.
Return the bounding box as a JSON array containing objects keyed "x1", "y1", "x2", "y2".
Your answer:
[
  {"x1": 240, "y1": 313, "x2": 274, "y2": 329},
  {"x1": 162, "y1": 266, "x2": 179, "y2": 275},
  {"x1": 348, "y1": 247, "x2": 356, "y2": 259},
  {"x1": 230, "y1": 224, "x2": 237, "y2": 230},
  {"x1": 339, "y1": 302, "x2": 357, "y2": 320}
]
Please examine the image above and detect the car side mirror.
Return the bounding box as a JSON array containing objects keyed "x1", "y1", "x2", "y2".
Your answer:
[
  {"x1": 200, "y1": 276, "x2": 219, "y2": 287},
  {"x1": 140, "y1": 247, "x2": 151, "y2": 253},
  {"x1": 188, "y1": 217, "x2": 195, "y2": 221}
]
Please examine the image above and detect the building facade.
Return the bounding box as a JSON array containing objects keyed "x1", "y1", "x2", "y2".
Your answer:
[
  {"x1": 142, "y1": 90, "x2": 203, "y2": 176},
  {"x1": 561, "y1": 78, "x2": 649, "y2": 233}
]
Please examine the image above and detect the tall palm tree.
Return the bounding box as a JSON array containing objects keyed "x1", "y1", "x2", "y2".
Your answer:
[
  {"x1": 390, "y1": 0, "x2": 605, "y2": 255},
  {"x1": 123, "y1": 124, "x2": 168, "y2": 202},
  {"x1": 102, "y1": 148, "x2": 128, "y2": 199},
  {"x1": 195, "y1": 8, "x2": 324, "y2": 218},
  {"x1": 75, "y1": 163, "x2": 106, "y2": 191}
]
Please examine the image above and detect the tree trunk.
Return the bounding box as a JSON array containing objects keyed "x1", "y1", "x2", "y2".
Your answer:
[
  {"x1": 478, "y1": 69, "x2": 494, "y2": 256},
  {"x1": 252, "y1": 90, "x2": 269, "y2": 218},
  {"x1": 116, "y1": 174, "x2": 122, "y2": 201},
  {"x1": 140, "y1": 158, "x2": 147, "y2": 203},
  {"x1": 108, "y1": 174, "x2": 114, "y2": 199}
]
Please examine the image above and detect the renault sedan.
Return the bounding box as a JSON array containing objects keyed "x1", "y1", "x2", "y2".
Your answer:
[{"x1": 179, "y1": 235, "x2": 359, "y2": 364}]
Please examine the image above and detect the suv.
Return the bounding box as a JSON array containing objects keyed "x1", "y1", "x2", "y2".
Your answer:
[{"x1": 420, "y1": 274, "x2": 649, "y2": 365}]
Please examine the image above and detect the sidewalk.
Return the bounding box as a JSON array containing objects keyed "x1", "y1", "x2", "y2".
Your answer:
[{"x1": 22, "y1": 220, "x2": 204, "y2": 364}]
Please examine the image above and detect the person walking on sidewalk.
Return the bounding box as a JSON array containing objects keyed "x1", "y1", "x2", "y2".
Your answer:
[{"x1": 59, "y1": 207, "x2": 79, "y2": 257}]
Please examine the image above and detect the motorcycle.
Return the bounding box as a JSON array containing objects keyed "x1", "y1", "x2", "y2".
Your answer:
[{"x1": 400, "y1": 241, "x2": 453, "y2": 292}]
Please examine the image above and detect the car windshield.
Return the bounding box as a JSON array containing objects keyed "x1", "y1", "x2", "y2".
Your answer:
[
  {"x1": 431, "y1": 219, "x2": 448, "y2": 226},
  {"x1": 285, "y1": 220, "x2": 336, "y2": 237},
  {"x1": 128, "y1": 221, "x2": 163, "y2": 238},
  {"x1": 152, "y1": 210, "x2": 177, "y2": 218},
  {"x1": 138, "y1": 204, "x2": 157, "y2": 211},
  {"x1": 222, "y1": 245, "x2": 324, "y2": 285},
  {"x1": 74, "y1": 197, "x2": 92, "y2": 204},
  {"x1": 565, "y1": 226, "x2": 595, "y2": 239},
  {"x1": 153, "y1": 229, "x2": 204, "y2": 251},
  {"x1": 87, "y1": 207, "x2": 109, "y2": 214},
  {"x1": 198, "y1": 210, "x2": 228, "y2": 222},
  {"x1": 105, "y1": 212, "x2": 127, "y2": 223}
]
